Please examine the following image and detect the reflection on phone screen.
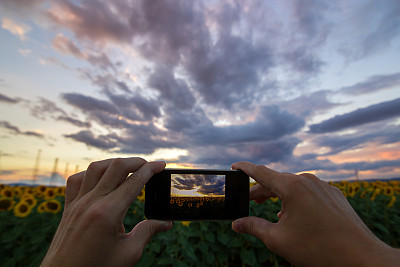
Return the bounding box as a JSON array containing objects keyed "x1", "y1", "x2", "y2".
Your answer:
[{"x1": 170, "y1": 174, "x2": 226, "y2": 219}]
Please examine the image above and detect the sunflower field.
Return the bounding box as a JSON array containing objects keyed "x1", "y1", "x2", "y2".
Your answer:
[{"x1": 1, "y1": 180, "x2": 399, "y2": 267}]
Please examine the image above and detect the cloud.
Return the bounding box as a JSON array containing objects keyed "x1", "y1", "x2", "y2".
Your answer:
[
  {"x1": 0, "y1": 93, "x2": 19, "y2": 104},
  {"x1": 339, "y1": 72, "x2": 400, "y2": 95},
  {"x1": 172, "y1": 174, "x2": 225, "y2": 196},
  {"x1": 0, "y1": 121, "x2": 44, "y2": 139},
  {"x1": 309, "y1": 98, "x2": 400, "y2": 133},
  {"x1": 52, "y1": 34, "x2": 115, "y2": 70},
  {"x1": 279, "y1": 90, "x2": 340, "y2": 118},
  {"x1": 1, "y1": 17, "x2": 30, "y2": 40},
  {"x1": 313, "y1": 123, "x2": 400, "y2": 155},
  {"x1": 64, "y1": 130, "x2": 117, "y2": 150},
  {"x1": 29, "y1": 97, "x2": 90, "y2": 128}
]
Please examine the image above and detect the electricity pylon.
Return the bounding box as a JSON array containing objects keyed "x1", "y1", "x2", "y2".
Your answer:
[
  {"x1": 32, "y1": 149, "x2": 42, "y2": 184},
  {"x1": 50, "y1": 157, "x2": 59, "y2": 186}
]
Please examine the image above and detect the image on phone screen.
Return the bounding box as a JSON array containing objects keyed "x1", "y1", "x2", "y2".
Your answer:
[{"x1": 170, "y1": 174, "x2": 226, "y2": 219}]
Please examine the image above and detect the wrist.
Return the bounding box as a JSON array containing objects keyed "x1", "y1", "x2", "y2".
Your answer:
[{"x1": 360, "y1": 240, "x2": 400, "y2": 267}]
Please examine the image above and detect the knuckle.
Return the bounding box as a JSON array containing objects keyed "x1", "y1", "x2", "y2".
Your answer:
[
  {"x1": 87, "y1": 160, "x2": 103, "y2": 173},
  {"x1": 84, "y1": 202, "x2": 112, "y2": 225},
  {"x1": 111, "y1": 157, "x2": 128, "y2": 169},
  {"x1": 66, "y1": 173, "x2": 81, "y2": 188}
]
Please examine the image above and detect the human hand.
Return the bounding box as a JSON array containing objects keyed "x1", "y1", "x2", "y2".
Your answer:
[
  {"x1": 231, "y1": 161, "x2": 400, "y2": 267},
  {"x1": 41, "y1": 157, "x2": 172, "y2": 267}
]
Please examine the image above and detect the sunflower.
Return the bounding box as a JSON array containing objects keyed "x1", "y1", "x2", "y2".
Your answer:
[
  {"x1": 44, "y1": 187, "x2": 56, "y2": 199},
  {"x1": 137, "y1": 189, "x2": 145, "y2": 202},
  {"x1": 371, "y1": 188, "x2": 381, "y2": 201},
  {"x1": 270, "y1": 197, "x2": 279, "y2": 203},
  {"x1": 0, "y1": 198, "x2": 15, "y2": 211},
  {"x1": 347, "y1": 184, "x2": 356, "y2": 198},
  {"x1": 34, "y1": 185, "x2": 47, "y2": 196},
  {"x1": 383, "y1": 186, "x2": 394, "y2": 196},
  {"x1": 181, "y1": 221, "x2": 191, "y2": 227},
  {"x1": 359, "y1": 190, "x2": 368, "y2": 199},
  {"x1": 37, "y1": 202, "x2": 46, "y2": 213},
  {"x1": 387, "y1": 196, "x2": 397, "y2": 208},
  {"x1": 56, "y1": 187, "x2": 66, "y2": 196},
  {"x1": 21, "y1": 195, "x2": 38, "y2": 208},
  {"x1": 14, "y1": 201, "x2": 33, "y2": 218},
  {"x1": 43, "y1": 199, "x2": 62, "y2": 213},
  {"x1": 22, "y1": 187, "x2": 35, "y2": 196},
  {"x1": 1, "y1": 187, "x2": 14, "y2": 198}
]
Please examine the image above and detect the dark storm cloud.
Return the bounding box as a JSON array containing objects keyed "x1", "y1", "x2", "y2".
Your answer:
[
  {"x1": 147, "y1": 66, "x2": 195, "y2": 110},
  {"x1": 182, "y1": 137, "x2": 301, "y2": 167},
  {"x1": 0, "y1": 93, "x2": 19, "y2": 104},
  {"x1": 62, "y1": 93, "x2": 118, "y2": 114},
  {"x1": 172, "y1": 174, "x2": 225, "y2": 196},
  {"x1": 279, "y1": 90, "x2": 341, "y2": 118},
  {"x1": 30, "y1": 97, "x2": 90, "y2": 128},
  {"x1": 0, "y1": 121, "x2": 44, "y2": 139},
  {"x1": 64, "y1": 130, "x2": 117, "y2": 149},
  {"x1": 187, "y1": 105, "x2": 304, "y2": 145},
  {"x1": 62, "y1": 91, "x2": 161, "y2": 128},
  {"x1": 309, "y1": 98, "x2": 400, "y2": 134},
  {"x1": 57, "y1": 116, "x2": 91, "y2": 128},
  {"x1": 339, "y1": 72, "x2": 400, "y2": 95},
  {"x1": 313, "y1": 123, "x2": 400, "y2": 155}
]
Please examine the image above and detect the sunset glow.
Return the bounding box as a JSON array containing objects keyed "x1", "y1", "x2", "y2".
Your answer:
[{"x1": 1, "y1": 0, "x2": 399, "y2": 184}]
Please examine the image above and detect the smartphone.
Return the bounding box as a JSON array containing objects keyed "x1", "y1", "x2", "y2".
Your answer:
[{"x1": 145, "y1": 169, "x2": 249, "y2": 220}]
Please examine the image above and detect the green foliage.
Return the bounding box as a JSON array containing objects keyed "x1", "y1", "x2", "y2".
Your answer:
[{"x1": 0, "y1": 183, "x2": 399, "y2": 266}]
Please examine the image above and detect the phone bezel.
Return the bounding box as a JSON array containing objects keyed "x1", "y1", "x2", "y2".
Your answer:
[{"x1": 144, "y1": 169, "x2": 249, "y2": 221}]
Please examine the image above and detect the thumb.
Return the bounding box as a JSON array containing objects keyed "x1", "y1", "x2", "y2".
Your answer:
[
  {"x1": 129, "y1": 220, "x2": 172, "y2": 249},
  {"x1": 232, "y1": 216, "x2": 277, "y2": 248}
]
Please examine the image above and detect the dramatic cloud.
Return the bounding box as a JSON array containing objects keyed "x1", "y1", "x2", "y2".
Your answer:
[
  {"x1": 309, "y1": 98, "x2": 400, "y2": 134},
  {"x1": 172, "y1": 174, "x2": 225, "y2": 196},
  {"x1": 1, "y1": 0, "x2": 399, "y2": 180},
  {"x1": 30, "y1": 97, "x2": 90, "y2": 128},
  {"x1": 0, "y1": 93, "x2": 19, "y2": 104},
  {"x1": 64, "y1": 130, "x2": 117, "y2": 150},
  {"x1": 339, "y1": 72, "x2": 400, "y2": 95},
  {"x1": 0, "y1": 121, "x2": 44, "y2": 139}
]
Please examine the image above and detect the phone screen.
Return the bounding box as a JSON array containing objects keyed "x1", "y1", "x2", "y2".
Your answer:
[
  {"x1": 145, "y1": 169, "x2": 249, "y2": 221},
  {"x1": 170, "y1": 173, "x2": 226, "y2": 219}
]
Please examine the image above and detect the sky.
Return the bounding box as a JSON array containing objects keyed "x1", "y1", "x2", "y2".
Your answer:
[
  {"x1": 171, "y1": 174, "x2": 225, "y2": 197},
  {"x1": 0, "y1": 0, "x2": 399, "y2": 184}
]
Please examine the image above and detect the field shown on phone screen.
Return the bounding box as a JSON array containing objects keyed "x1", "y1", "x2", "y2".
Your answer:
[{"x1": 170, "y1": 174, "x2": 225, "y2": 219}]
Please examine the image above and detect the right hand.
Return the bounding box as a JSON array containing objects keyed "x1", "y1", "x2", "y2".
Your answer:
[{"x1": 231, "y1": 161, "x2": 400, "y2": 267}]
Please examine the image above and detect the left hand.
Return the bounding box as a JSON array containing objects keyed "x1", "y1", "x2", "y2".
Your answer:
[{"x1": 41, "y1": 157, "x2": 172, "y2": 267}]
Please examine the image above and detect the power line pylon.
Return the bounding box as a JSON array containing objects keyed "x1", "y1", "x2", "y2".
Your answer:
[
  {"x1": 64, "y1": 162, "x2": 69, "y2": 180},
  {"x1": 32, "y1": 149, "x2": 42, "y2": 184},
  {"x1": 50, "y1": 157, "x2": 59, "y2": 186}
]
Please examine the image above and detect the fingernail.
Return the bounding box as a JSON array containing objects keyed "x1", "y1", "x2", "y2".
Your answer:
[
  {"x1": 233, "y1": 222, "x2": 243, "y2": 233},
  {"x1": 161, "y1": 221, "x2": 171, "y2": 231}
]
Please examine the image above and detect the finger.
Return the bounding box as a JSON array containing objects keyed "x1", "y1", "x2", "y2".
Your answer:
[
  {"x1": 108, "y1": 161, "x2": 166, "y2": 211},
  {"x1": 65, "y1": 171, "x2": 85, "y2": 205},
  {"x1": 232, "y1": 161, "x2": 286, "y2": 196},
  {"x1": 232, "y1": 216, "x2": 278, "y2": 251},
  {"x1": 250, "y1": 183, "x2": 277, "y2": 201},
  {"x1": 128, "y1": 220, "x2": 172, "y2": 251},
  {"x1": 94, "y1": 157, "x2": 147, "y2": 195},
  {"x1": 78, "y1": 159, "x2": 116, "y2": 197}
]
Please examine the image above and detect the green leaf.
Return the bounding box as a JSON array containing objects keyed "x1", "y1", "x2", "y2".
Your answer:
[{"x1": 241, "y1": 248, "x2": 257, "y2": 266}]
